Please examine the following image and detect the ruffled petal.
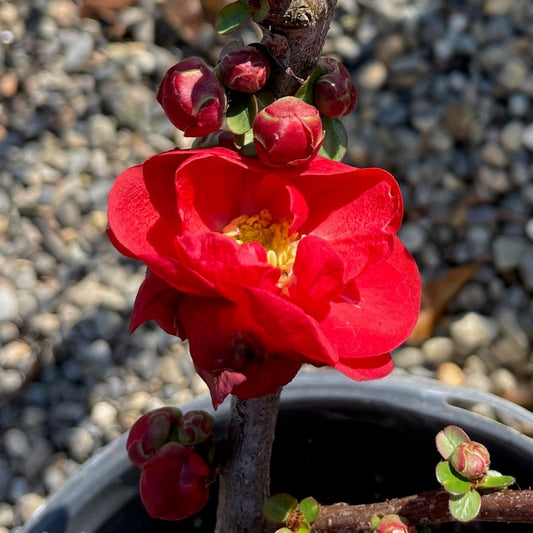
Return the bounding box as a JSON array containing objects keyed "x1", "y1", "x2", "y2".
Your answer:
[
  {"x1": 177, "y1": 295, "x2": 301, "y2": 408},
  {"x1": 289, "y1": 235, "x2": 344, "y2": 321},
  {"x1": 320, "y1": 237, "x2": 420, "y2": 357}
]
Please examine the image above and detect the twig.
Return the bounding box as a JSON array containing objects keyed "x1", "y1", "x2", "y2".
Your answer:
[
  {"x1": 311, "y1": 489, "x2": 533, "y2": 532},
  {"x1": 215, "y1": 392, "x2": 281, "y2": 533}
]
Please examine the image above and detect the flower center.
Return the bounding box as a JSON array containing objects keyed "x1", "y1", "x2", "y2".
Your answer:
[{"x1": 222, "y1": 209, "x2": 300, "y2": 286}]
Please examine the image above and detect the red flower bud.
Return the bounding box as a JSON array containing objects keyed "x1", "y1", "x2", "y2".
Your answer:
[
  {"x1": 375, "y1": 514, "x2": 417, "y2": 533},
  {"x1": 139, "y1": 442, "x2": 213, "y2": 520},
  {"x1": 157, "y1": 57, "x2": 227, "y2": 137},
  {"x1": 253, "y1": 96, "x2": 324, "y2": 167},
  {"x1": 126, "y1": 407, "x2": 182, "y2": 467},
  {"x1": 178, "y1": 410, "x2": 215, "y2": 446},
  {"x1": 217, "y1": 46, "x2": 270, "y2": 93},
  {"x1": 449, "y1": 441, "x2": 491, "y2": 480},
  {"x1": 314, "y1": 58, "x2": 357, "y2": 118}
]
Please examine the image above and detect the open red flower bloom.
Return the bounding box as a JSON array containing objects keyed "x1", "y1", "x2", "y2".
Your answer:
[{"x1": 108, "y1": 148, "x2": 421, "y2": 408}]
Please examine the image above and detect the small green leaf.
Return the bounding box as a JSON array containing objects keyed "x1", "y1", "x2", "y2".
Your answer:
[
  {"x1": 370, "y1": 516, "x2": 381, "y2": 530},
  {"x1": 436, "y1": 426, "x2": 470, "y2": 459},
  {"x1": 275, "y1": 529, "x2": 292, "y2": 533},
  {"x1": 251, "y1": 0, "x2": 269, "y2": 22},
  {"x1": 226, "y1": 95, "x2": 257, "y2": 135},
  {"x1": 215, "y1": 2, "x2": 252, "y2": 35},
  {"x1": 263, "y1": 493, "x2": 298, "y2": 524},
  {"x1": 256, "y1": 89, "x2": 275, "y2": 111},
  {"x1": 319, "y1": 116, "x2": 347, "y2": 161},
  {"x1": 478, "y1": 470, "x2": 515, "y2": 492},
  {"x1": 436, "y1": 461, "x2": 471, "y2": 495},
  {"x1": 235, "y1": 128, "x2": 255, "y2": 156},
  {"x1": 299, "y1": 497, "x2": 320, "y2": 523},
  {"x1": 294, "y1": 520, "x2": 311, "y2": 533},
  {"x1": 295, "y1": 66, "x2": 321, "y2": 105},
  {"x1": 449, "y1": 489, "x2": 481, "y2": 522}
]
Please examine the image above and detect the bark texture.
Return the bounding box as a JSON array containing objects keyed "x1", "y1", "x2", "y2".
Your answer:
[
  {"x1": 260, "y1": 0, "x2": 339, "y2": 96},
  {"x1": 214, "y1": 392, "x2": 281, "y2": 533},
  {"x1": 311, "y1": 489, "x2": 533, "y2": 532}
]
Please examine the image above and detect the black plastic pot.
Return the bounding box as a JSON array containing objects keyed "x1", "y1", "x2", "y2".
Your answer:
[{"x1": 23, "y1": 371, "x2": 533, "y2": 533}]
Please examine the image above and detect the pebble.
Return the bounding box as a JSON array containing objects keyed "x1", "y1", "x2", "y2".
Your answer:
[
  {"x1": 450, "y1": 312, "x2": 499, "y2": 353},
  {"x1": 437, "y1": 362, "x2": 466, "y2": 387},
  {"x1": 492, "y1": 235, "x2": 528, "y2": 272}
]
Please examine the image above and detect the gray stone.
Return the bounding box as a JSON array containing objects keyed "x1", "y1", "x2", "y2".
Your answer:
[
  {"x1": 422, "y1": 337, "x2": 454, "y2": 366},
  {"x1": 522, "y1": 123, "x2": 533, "y2": 149},
  {"x1": 450, "y1": 312, "x2": 499, "y2": 353},
  {"x1": 0, "y1": 280, "x2": 18, "y2": 322},
  {"x1": 493, "y1": 235, "x2": 528, "y2": 272}
]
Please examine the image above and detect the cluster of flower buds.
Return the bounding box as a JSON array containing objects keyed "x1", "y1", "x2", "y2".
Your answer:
[
  {"x1": 156, "y1": 46, "x2": 358, "y2": 167},
  {"x1": 126, "y1": 407, "x2": 215, "y2": 520}
]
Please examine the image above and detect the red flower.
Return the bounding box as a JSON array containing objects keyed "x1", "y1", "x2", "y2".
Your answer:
[
  {"x1": 108, "y1": 148, "x2": 421, "y2": 408},
  {"x1": 139, "y1": 442, "x2": 213, "y2": 520}
]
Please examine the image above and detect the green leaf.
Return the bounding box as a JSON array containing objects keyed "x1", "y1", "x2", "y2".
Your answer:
[
  {"x1": 449, "y1": 489, "x2": 481, "y2": 522},
  {"x1": 478, "y1": 470, "x2": 515, "y2": 492},
  {"x1": 370, "y1": 516, "x2": 381, "y2": 530},
  {"x1": 275, "y1": 529, "x2": 292, "y2": 533},
  {"x1": 215, "y1": 2, "x2": 252, "y2": 35},
  {"x1": 251, "y1": 0, "x2": 269, "y2": 21},
  {"x1": 299, "y1": 497, "x2": 320, "y2": 523},
  {"x1": 235, "y1": 128, "x2": 255, "y2": 156},
  {"x1": 263, "y1": 493, "x2": 298, "y2": 524},
  {"x1": 294, "y1": 520, "x2": 311, "y2": 533},
  {"x1": 256, "y1": 89, "x2": 275, "y2": 111},
  {"x1": 319, "y1": 117, "x2": 347, "y2": 161},
  {"x1": 436, "y1": 461, "x2": 471, "y2": 495},
  {"x1": 226, "y1": 95, "x2": 257, "y2": 135},
  {"x1": 295, "y1": 66, "x2": 321, "y2": 105},
  {"x1": 436, "y1": 426, "x2": 470, "y2": 459}
]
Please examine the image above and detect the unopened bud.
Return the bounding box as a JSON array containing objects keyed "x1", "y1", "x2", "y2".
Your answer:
[
  {"x1": 139, "y1": 442, "x2": 213, "y2": 520},
  {"x1": 375, "y1": 514, "x2": 417, "y2": 533},
  {"x1": 126, "y1": 407, "x2": 182, "y2": 467},
  {"x1": 178, "y1": 410, "x2": 215, "y2": 445},
  {"x1": 449, "y1": 441, "x2": 490, "y2": 480},
  {"x1": 157, "y1": 57, "x2": 226, "y2": 137},
  {"x1": 217, "y1": 46, "x2": 270, "y2": 93},
  {"x1": 314, "y1": 57, "x2": 357, "y2": 118},
  {"x1": 253, "y1": 96, "x2": 324, "y2": 167}
]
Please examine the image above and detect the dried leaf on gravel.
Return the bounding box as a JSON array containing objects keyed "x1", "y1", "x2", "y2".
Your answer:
[
  {"x1": 162, "y1": 0, "x2": 229, "y2": 44},
  {"x1": 79, "y1": 0, "x2": 135, "y2": 22}
]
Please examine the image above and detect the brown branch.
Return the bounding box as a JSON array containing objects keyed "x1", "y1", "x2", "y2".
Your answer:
[
  {"x1": 259, "y1": 0, "x2": 338, "y2": 96},
  {"x1": 215, "y1": 391, "x2": 281, "y2": 533},
  {"x1": 311, "y1": 490, "x2": 533, "y2": 533}
]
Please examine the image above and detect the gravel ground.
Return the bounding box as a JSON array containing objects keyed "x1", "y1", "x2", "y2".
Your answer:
[{"x1": 0, "y1": 0, "x2": 532, "y2": 530}]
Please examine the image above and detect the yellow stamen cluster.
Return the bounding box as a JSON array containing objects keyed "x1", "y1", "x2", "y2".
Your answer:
[{"x1": 222, "y1": 209, "x2": 300, "y2": 285}]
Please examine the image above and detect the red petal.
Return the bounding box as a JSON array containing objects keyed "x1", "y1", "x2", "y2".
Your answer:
[
  {"x1": 334, "y1": 353, "x2": 394, "y2": 381},
  {"x1": 176, "y1": 295, "x2": 302, "y2": 408},
  {"x1": 289, "y1": 235, "x2": 344, "y2": 320},
  {"x1": 320, "y1": 237, "x2": 421, "y2": 357},
  {"x1": 218, "y1": 283, "x2": 338, "y2": 366},
  {"x1": 130, "y1": 271, "x2": 185, "y2": 337}
]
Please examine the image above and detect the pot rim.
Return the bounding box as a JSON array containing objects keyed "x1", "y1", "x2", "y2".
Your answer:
[{"x1": 22, "y1": 369, "x2": 533, "y2": 533}]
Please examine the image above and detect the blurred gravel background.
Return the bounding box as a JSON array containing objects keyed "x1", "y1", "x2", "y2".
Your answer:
[{"x1": 0, "y1": 0, "x2": 532, "y2": 530}]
